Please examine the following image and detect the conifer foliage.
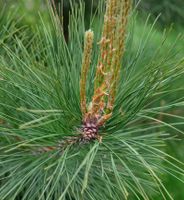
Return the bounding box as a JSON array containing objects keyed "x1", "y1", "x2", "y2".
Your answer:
[{"x1": 0, "y1": 0, "x2": 184, "y2": 199}]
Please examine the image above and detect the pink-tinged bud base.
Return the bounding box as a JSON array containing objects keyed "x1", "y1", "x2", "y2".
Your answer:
[{"x1": 81, "y1": 116, "x2": 99, "y2": 142}]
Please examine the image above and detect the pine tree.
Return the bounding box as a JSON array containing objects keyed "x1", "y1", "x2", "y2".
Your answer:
[{"x1": 0, "y1": 0, "x2": 184, "y2": 199}]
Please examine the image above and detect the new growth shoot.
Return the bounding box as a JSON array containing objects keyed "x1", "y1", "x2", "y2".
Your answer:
[{"x1": 80, "y1": 0, "x2": 131, "y2": 142}]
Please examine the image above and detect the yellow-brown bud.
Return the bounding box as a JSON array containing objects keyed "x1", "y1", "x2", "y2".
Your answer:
[{"x1": 80, "y1": 30, "x2": 94, "y2": 116}]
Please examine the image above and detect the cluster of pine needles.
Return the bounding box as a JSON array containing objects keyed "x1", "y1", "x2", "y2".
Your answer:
[{"x1": 0, "y1": 0, "x2": 184, "y2": 199}]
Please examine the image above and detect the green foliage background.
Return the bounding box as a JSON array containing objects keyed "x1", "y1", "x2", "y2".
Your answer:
[{"x1": 137, "y1": 0, "x2": 184, "y2": 26}]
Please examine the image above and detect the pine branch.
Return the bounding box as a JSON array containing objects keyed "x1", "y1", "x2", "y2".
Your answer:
[{"x1": 0, "y1": 0, "x2": 183, "y2": 199}]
